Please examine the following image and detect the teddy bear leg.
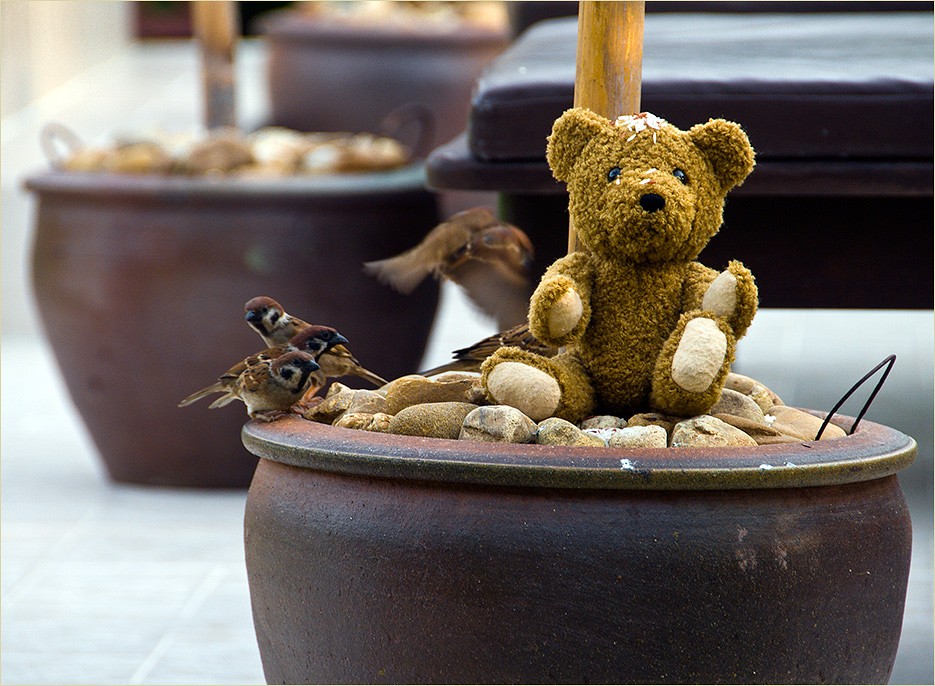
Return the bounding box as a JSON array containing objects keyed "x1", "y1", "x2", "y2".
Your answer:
[
  {"x1": 650, "y1": 313, "x2": 736, "y2": 417},
  {"x1": 481, "y1": 347, "x2": 595, "y2": 423}
]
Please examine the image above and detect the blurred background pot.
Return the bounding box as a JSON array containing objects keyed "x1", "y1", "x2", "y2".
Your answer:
[
  {"x1": 27, "y1": 165, "x2": 440, "y2": 487},
  {"x1": 259, "y1": 6, "x2": 508, "y2": 153},
  {"x1": 242, "y1": 413, "x2": 915, "y2": 684}
]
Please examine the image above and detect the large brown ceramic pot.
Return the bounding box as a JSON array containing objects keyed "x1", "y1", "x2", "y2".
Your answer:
[
  {"x1": 242, "y1": 412, "x2": 916, "y2": 684},
  {"x1": 260, "y1": 10, "x2": 508, "y2": 151},
  {"x1": 28, "y1": 165, "x2": 440, "y2": 487}
]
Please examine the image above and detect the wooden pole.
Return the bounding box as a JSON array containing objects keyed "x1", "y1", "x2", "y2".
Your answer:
[
  {"x1": 568, "y1": 1, "x2": 645, "y2": 253},
  {"x1": 192, "y1": 1, "x2": 237, "y2": 130}
]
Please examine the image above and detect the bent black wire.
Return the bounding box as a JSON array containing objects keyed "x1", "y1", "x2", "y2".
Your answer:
[{"x1": 815, "y1": 354, "x2": 897, "y2": 441}]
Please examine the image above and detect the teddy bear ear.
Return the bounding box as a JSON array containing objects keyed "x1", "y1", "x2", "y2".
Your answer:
[
  {"x1": 546, "y1": 107, "x2": 611, "y2": 182},
  {"x1": 688, "y1": 119, "x2": 756, "y2": 193}
]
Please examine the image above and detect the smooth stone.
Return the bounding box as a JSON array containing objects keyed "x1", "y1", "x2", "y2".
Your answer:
[
  {"x1": 580, "y1": 415, "x2": 627, "y2": 430},
  {"x1": 302, "y1": 382, "x2": 354, "y2": 423},
  {"x1": 606, "y1": 425, "x2": 669, "y2": 449},
  {"x1": 330, "y1": 411, "x2": 394, "y2": 432},
  {"x1": 365, "y1": 412, "x2": 394, "y2": 433},
  {"x1": 671, "y1": 415, "x2": 758, "y2": 448},
  {"x1": 385, "y1": 375, "x2": 482, "y2": 415},
  {"x1": 537, "y1": 417, "x2": 606, "y2": 447},
  {"x1": 434, "y1": 371, "x2": 482, "y2": 383},
  {"x1": 723, "y1": 372, "x2": 783, "y2": 411},
  {"x1": 712, "y1": 413, "x2": 800, "y2": 445},
  {"x1": 389, "y1": 402, "x2": 478, "y2": 440},
  {"x1": 345, "y1": 389, "x2": 388, "y2": 416},
  {"x1": 334, "y1": 412, "x2": 376, "y2": 430},
  {"x1": 627, "y1": 412, "x2": 676, "y2": 439},
  {"x1": 432, "y1": 372, "x2": 488, "y2": 404},
  {"x1": 709, "y1": 388, "x2": 766, "y2": 423},
  {"x1": 765, "y1": 405, "x2": 847, "y2": 441},
  {"x1": 459, "y1": 405, "x2": 537, "y2": 444}
]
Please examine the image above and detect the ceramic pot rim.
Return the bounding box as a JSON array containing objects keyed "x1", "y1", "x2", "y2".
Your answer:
[
  {"x1": 241, "y1": 412, "x2": 917, "y2": 491},
  {"x1": 23, "y1": 163, "x2": 431, "y2": 203},
  {"x1": 259, "y1": 11, "x2": 508, "y2": 49}
]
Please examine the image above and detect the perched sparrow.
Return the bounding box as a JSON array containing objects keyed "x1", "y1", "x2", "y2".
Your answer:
[
  {"x1": 419, "y1": 323, "x2": 558, "y2": 377},
  {"x1": 363, "y1": 207, "x2": 535, "y2": 330},
  {"x1": 244, "y1": 296, "x2": 388, "y2": 388},
  {"x1": 178, "y1": 350, "x2": 320, "y2": 420},
  {"x1": 179, "y1": 325, "x2": 345, "y2": 411}
]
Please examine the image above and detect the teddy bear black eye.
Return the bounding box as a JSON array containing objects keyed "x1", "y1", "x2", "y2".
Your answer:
[
  {"x1": 607, "y1": 167, "x2": 622, "y2": 183},
  {"x1": 673, "y1": 169, "x2": 689, "y2": 185}
]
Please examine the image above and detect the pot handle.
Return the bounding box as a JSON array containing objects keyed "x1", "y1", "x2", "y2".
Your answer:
[
  {"x1": 377, "y1": 103, "x2": 436, "y2": 161},
  {"x1": 40, "y1": 122, "x2": 84, "y2": 169},
  {"x1": 816, "y1": 354, "x2": 896, "y2": 439}
]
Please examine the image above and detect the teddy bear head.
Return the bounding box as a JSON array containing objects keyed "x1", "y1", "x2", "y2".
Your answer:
[{"x1": 546, "y1": 108, "x2": 755, "y2": 263}]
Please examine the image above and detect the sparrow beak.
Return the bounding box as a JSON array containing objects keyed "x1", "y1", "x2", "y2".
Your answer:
[
  {"x1": 333, "y1": 333, "x2": 349, "y2": 346},
  {"x1": 245, "y1": 310, "x2": 263, "y2": 325}
]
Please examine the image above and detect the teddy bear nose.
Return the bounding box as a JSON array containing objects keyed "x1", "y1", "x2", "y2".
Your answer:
[{"x1": 639, "y1": 193, "x2": 666, "y2": 213}]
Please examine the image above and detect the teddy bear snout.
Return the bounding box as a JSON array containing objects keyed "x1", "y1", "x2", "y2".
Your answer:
[{"x1": 639, "y1": 193, "x2": 666, "y2": 213}]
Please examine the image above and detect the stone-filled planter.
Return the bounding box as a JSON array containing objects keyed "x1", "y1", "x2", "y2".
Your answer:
[
  {"x1": 242, "y1": 412, "x2": 915, "y2": 684},
  {"x1": 27, "y1": 165, "x2": 440, "y2": 487}
]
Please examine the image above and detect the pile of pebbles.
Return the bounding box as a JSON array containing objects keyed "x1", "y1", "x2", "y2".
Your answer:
[
  {"x1": 48, "y1": 125, "x2": 411, "y2": 177},
  {"x1": 300, "y1": 372, "x2": 846, "y2": 448}
]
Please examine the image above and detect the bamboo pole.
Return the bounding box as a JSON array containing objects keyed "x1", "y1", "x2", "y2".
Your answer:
[
  {"x1": 568, "y1": 1, "x2": 645, "y2": 254},
  {"x1": 192, "y1": 1, "x2": 238, "y2": 130}
]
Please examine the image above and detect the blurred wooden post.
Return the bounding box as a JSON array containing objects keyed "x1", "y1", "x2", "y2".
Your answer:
[
  {"x1": 568, "y1": 1, "x2": 645, "y2": 253},
  {"x1": 192, "y1": 1, "x2": 237, "y2": 130}
]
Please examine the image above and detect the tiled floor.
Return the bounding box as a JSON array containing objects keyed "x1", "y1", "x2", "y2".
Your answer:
[{"x1": 2, "y1": 37, "x2": 932, "y2": 686}]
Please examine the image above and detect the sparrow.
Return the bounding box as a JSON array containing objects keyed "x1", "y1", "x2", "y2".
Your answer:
[
  {"x1": 363, "y1": 207, "x2": 535, "y2": 330},
  {"x1": 178, "y1": 325, "x2": 345, "y2": 412},
  {"x1": 244, "y1": 296, "x2": 388, "y2": 388},
  {"x1": 178, "y1": 350, "x2": 320, "y2": 420},
  {"x1": 418, "y1": 323, "x2": 558, "y2": 377}
]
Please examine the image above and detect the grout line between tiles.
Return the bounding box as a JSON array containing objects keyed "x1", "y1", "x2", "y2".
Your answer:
[{"x1": 128, "y1": 564, "x2": 230, "y2": 685}]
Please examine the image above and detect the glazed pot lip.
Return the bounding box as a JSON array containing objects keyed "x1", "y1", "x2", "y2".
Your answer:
[
  {"x1": 259, "y1": 11, "x2": 508, "y2": 49},
  {"x1": 241, "y1": 411, "x2": 917, "y2": 491},
  {"x1": 22, "y1": 163, "x2": 431, "y2": 202}
]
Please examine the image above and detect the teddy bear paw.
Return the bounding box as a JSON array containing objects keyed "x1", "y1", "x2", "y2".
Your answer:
[
  {"x1": 670, "y1": 317, "x2": 729, "y2": 394},
  {"x1": 486, "y1": 361, "x2": 561, "y2": 422},
  {"x1": 547, "y1": 286, "x2": 584, "y2": 339},
  {"x1": 701, "y1": 270, "x2": 738, "y2": 319}
]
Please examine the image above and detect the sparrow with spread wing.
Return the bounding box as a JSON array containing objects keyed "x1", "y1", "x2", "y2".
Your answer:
[
  {"x1": 178, "y1": 325, "x2": 345, "y2": 412},
  {"x1": 419, "y1": 323, "x2": 558, "y2": 377},
  {"x1": 363, "y1": 207, "x2": 535, "y2": 330},
  {"x1": 244, "y1": 296, "x2": 388, "y2": 388}
]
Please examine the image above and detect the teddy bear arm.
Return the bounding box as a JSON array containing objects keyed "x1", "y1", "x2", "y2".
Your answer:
[
  {"x1": 528, "y1": 253, "x2": 593, "y2": 346},
  {"x1": 682, "y1": 262, "x2": 720, "y2": 311}
]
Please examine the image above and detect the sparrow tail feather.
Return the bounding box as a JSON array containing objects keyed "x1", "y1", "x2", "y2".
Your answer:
[{"x1": 178, "y1": 383, "x2": 226, "y2": 407}]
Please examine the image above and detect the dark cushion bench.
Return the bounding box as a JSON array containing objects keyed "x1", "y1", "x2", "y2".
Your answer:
[{"x1": 426, "y1": 11, "x2": 933, "y2": 308}]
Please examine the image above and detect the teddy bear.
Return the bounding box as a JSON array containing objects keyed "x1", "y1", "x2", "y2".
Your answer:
[{"x1": 479, "y1": 107, "x2": 758, "y2": 424}]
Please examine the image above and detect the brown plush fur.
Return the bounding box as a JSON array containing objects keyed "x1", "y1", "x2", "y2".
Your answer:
[{"x1": 481, "y1": 108, "x2": 758, "y2": 423}]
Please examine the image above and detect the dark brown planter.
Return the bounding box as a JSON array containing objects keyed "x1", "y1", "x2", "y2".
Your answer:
[
  {"x1": 242, "y1": 412, "x2": 916, "y2": 684},
  {"x1": 27, "y1": 166, "x2": 440, "y2": 487},
  {"x1": 260, "y1": 10, "x2": 508, "y2": 152}
]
